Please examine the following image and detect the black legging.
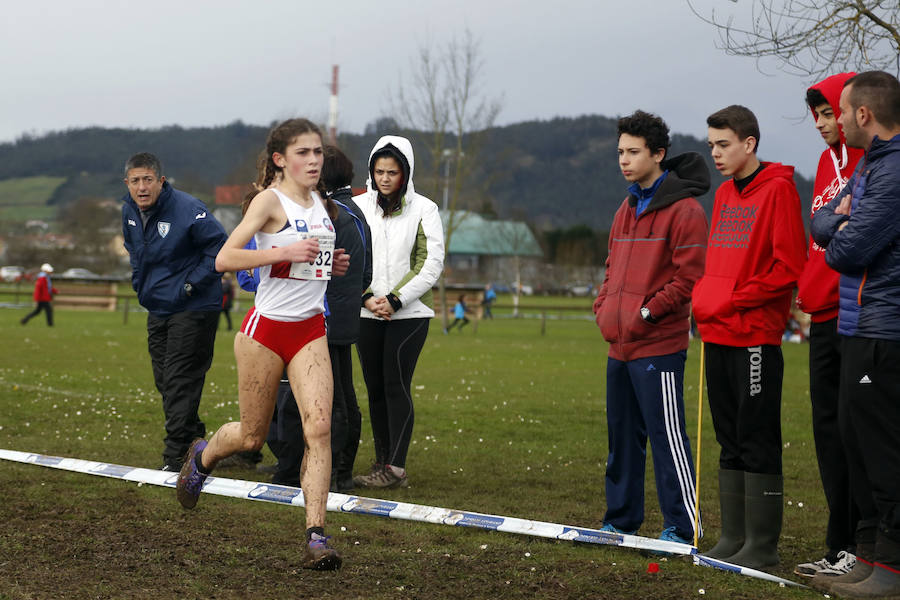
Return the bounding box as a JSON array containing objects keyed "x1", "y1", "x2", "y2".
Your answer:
[{"x1": 357, "y1": 317, "x2": 429, "y2": 469}]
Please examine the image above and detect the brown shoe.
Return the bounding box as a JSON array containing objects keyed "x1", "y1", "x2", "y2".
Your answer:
[
  {"x1": 352, "y1": 462, "x2": 382, "y2": 486},
  {"x1": 354, "y1": 464, "x2": 408, "y2": 489},
  {"x1": 830, "y1": 563, "x2": 900, "y2": 599},
  {"x1": 810, "y1": 559, "x2": 874, "y2": 592},
  {"x1": 302, "y1": 534, "x2": 342, "y2": 571}
]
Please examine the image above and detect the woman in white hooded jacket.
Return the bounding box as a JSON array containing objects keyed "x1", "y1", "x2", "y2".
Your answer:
[{"x1": 353, "y1": 135, "x2": 445, "y2": 488}]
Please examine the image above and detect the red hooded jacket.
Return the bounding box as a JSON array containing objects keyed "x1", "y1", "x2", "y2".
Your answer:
[
  {"x1": 594, "y1": 152, "x2": 709, "y2": 361},
  {"x1": 692, "y1": 163, "x2": 807, "y2": 346},
  {"x1": 33, "y1": 273, "x2": 58, "y2": 302},
  {"x1": 795, "y1": 72, "x2": 865, "y2": 322}
]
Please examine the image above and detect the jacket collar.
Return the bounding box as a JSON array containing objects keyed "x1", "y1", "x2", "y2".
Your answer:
[{"x1": 867, "y1": 133, "x2": 900, "y2": 159}]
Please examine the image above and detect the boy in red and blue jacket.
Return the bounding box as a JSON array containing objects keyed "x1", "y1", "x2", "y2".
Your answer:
[
  {"x1": 593, "y1": 110, "x2": 709, "y2": 546},
  {"x1": 692, "y1": 105, "x2": 807, "y2": 569}
]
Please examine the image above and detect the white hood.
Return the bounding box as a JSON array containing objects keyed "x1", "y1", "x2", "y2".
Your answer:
[{"x1": 366, "y1": 135, "x2": 416, "y2": 197}]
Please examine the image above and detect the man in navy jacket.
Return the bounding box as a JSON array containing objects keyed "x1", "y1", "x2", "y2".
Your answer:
[
  {"x1": 810, "y1": 71, "x2": 900, "y2": 598},
  {"x1": 121, "y1": 152, "x2": 227, "y2": 471}
]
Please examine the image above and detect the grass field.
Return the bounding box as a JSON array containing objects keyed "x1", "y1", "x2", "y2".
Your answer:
[
  {"x1": 0, "y1": 306, "x2": 829, "y2": 599},
  {"x1": 0, "y1": 176, "x2": 66, "y2": 223}
]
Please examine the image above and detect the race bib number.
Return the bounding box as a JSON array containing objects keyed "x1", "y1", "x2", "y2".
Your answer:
[{"x1": 289, "y1": 232, "x2": 335, "y2": 280}]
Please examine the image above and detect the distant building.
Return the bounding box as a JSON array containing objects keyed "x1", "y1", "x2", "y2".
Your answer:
[{"x1": 440, "y1": 210, "x2": 543, "y2": 284}]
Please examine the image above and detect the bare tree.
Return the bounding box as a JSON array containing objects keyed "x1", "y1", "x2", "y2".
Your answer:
[
  {"x1": 390, "y1": 29, "x2": 503, "y2": 328},
  {"x1": 488, "y1": 218, "x2": 542, "y2": 318},
  {"x1": 687, "y1": 0, "x2": 900, "y2": 78}
]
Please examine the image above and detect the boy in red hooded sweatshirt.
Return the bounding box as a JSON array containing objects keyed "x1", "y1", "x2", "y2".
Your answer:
[
  {"x1": 692, "y1": 105, "x2": 807, "y2": 569},
  {"x1": 793, "y1": 73, "x2": 864, "y2": 580}
]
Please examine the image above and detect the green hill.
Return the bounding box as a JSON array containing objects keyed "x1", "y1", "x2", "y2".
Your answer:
[
  {"x1": 0, "y1": 176, "x2": 66, "y2": 223},
  {"x1": 0, "y1": 118, "x2": 813, "y2": 231}
]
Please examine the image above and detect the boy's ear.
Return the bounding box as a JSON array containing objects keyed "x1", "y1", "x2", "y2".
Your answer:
[
  {"x1": 653, "y1": 148, "x2": 666, "y2": 164},
  {"x1": 744, "y1": 136, "x2": 758, "y2": 154}
]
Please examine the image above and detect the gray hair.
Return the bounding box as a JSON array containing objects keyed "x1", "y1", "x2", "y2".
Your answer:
[{"x1": 124, "y1": 152, "x2": 163, "y2": 178}]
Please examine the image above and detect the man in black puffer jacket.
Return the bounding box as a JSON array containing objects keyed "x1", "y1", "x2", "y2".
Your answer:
[{"x1": 322, "y1": 146, "x2": 372, "y2": 491}]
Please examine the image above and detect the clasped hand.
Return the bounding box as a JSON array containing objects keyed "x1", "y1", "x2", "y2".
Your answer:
[{"x1": 364, "y1": 296, "x2": 395, "y2": 320}]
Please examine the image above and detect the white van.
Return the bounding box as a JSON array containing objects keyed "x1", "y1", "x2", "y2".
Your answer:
[{"x1": 0, "y1": 266, "x2": 24, "y2": 282}]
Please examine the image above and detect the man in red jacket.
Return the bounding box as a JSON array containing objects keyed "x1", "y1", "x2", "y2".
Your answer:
[
  {"x1": 593, "y1": 111, "x2": 709, "y2": 546},
  {"x1": 21, "y1": 263, "x2": 58, "y2": 327},
  {"x1": 692, "y1": 105, "x2": 807, "y2": 569},
  {"x1": 793, "y1": 73, "x2": 864, "y2": 580}
]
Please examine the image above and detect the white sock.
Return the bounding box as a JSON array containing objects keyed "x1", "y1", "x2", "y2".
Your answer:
[{"x1": 386, "y1": 464, "x2": 406, "y2": 477}]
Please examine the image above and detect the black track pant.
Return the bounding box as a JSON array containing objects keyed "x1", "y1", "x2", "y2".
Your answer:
[
  {"x1": 22, "y1": 301, "x2": 53, "y2": 326},
  {"x1": 357, "y1": 318, "x2": 429, "y2": 469},
  {"x1": 809, "y1": 318, "x2": 858, "y2": 554},
  {"x1": 705, "y1": 343, "x2": 783, "y2": 475},
  {"x1": 330, "y1": 343, "x2": 362, "y2": 480},
  {"x1": 147, "y1": 311, "x2": 218, "y2": 464},
  {"x1": 840, "y1": 336, "x2": 900, "y2": 567}
]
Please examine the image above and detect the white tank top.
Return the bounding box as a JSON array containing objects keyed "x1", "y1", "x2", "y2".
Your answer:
[{"x1": 253, "y1": 188, "x2": 335, "y2": 322}]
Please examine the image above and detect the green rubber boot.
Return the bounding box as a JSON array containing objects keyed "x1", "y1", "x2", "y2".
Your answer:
[
  {"x1": 728, "y1": 472, "x2": 783, "y2": 570},
  {"x1": 704, "y1": 469, "x2": 746, "y2": 559}
]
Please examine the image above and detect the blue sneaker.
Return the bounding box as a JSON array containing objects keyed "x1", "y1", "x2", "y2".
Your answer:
[
  {"x1": 176, "y1": 438, "x2": 209, "y2": 509},
  {"x1": 600, "y1": 523, "x2": 636, "y2": 535},
  {"x1": 303, "y1": 533, "x2": 343, "y2": 570},
  {"x1": 659, "y1": 526, "x2": 692, "y2": 545},
  {"x1": 652, "y1": 526, "x2": 693, "y2": 556}
]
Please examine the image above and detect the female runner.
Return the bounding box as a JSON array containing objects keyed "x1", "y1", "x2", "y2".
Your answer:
[{"x1": 176, "y1": 118, "x2": 347, "y2": 571}]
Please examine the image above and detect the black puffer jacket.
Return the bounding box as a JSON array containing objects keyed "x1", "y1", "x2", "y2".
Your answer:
[{"x1": 326, "y1": 187, "x2": 372, "y2": 344}]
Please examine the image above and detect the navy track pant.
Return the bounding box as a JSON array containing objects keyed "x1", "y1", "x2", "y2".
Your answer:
[{"x1": 603, "y1": 350, "x2": 700, "y2": 540}]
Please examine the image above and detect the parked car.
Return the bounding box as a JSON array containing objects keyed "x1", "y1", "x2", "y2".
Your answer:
[
  {"x1": 0, "y1": 266, "x2": 25, "y2": 282},
  {"x1": 511, "y1": 282, "x2": 534, "y2": 296},
  {"x1": 566, "y1": 282, "x2": 595, "y2": 297},
  {"x1": 60, "y1": 268, "x2": 98, "y2": 279}
]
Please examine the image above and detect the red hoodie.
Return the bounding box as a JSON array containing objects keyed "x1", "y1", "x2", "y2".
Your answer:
[
  {"x1": 594, "y1": 152, "x2": 709, "y2": 361},
  {"x1": 692, "y1": 163, "x2": 807, "y2": 346},
  {"x1": 795, "y1": 72, "x2": 866, "y2": 322}
]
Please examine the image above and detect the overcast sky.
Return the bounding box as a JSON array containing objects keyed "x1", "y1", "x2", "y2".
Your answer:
[{"x1": 1, "y1": 0, "x2": 850, "y2": 178}]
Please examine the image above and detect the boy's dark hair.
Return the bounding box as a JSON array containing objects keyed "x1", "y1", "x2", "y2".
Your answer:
[
  {"x1": 617, "y1": 110, "x2": 670, "y2": 157},
  {"x1": 707, "y1": 105, "x2": 761, "y2": 153},
  {"x1": 321, "y1": 145, "x2": 355, "y2": 193},
  {"x1": 124, "y1": 152, "x2": 163, "y2": 178},
  {"x1": 805, "y1": 88, "x2": 828, "y2": 111},
  {"x1": 845, "y1": 70, "x2": 900, "y2": 129}
]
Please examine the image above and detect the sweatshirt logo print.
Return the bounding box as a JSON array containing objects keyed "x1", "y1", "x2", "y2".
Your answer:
[
  {"x1": 158, "y1": 222, "x2": 171, "y2": 238},
  {"x1": 711, "y1": 204, "x2": 757, "y2": 249},
  {"x1": 859, "y1": 374, "x2": 872, "y2": 384},
  {"x1": 812, "y1": 175, "x2": 848, "y2": 214},
  {"x1": 195, "y1": 212, "x2": 207, "y2": 220},
  {"x1": 748, "y1": 345, "x2": 762, "y2": 396}
]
